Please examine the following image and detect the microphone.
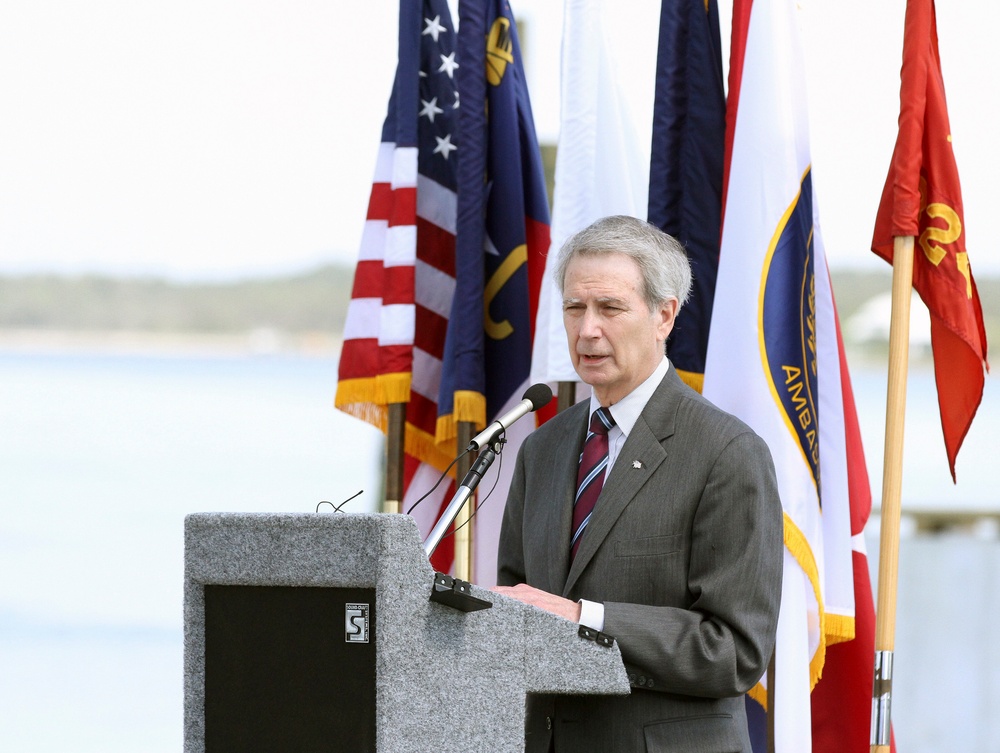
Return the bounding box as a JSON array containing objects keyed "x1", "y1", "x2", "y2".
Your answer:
[{"x1": 466, "y1": 383, "x2": 552, "y2": 452}]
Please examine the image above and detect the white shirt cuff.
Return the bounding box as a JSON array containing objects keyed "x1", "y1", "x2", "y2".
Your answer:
[{"x1": 578, "y1": 599, "x2": 605, "y2": 631}]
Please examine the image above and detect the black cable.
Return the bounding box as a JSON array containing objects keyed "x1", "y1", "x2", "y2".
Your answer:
[
  {"x1": 437, "y1": 441, "x2": 504, "y2": 542},
  {"x1": 316, "y1": 489, "x2": 363, "y2": 513},
  {"x1": 405, "y1": 449, "x2": 469, "y2": 515}
]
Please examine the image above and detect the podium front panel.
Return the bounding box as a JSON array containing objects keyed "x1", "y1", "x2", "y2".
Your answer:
[
  {"x1": 185, "y1": 512, "x2": 630, "y2": 753},
  {"x1": 203, "y1": 585, "x2": 376, "y2": 752}
]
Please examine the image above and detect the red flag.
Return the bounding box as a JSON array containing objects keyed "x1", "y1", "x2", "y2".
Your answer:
[{"x1": 871, "y1": 0, "x2": 988, "y2": 481}]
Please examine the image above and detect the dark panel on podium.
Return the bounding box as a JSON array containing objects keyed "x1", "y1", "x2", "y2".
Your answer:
[{"x1": 204, "y1": 585, "x2": 376, "y2": 752}]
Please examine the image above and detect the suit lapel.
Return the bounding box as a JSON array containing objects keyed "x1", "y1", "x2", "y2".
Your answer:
[{"x1": 563, "y1": 369, "x2": 684, "y2": 595}]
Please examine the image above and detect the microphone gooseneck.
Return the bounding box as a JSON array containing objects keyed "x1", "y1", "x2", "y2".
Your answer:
[
  {"x1": 424, "y1": 383, "x2": 552, "y2": 557},
  {"x1": 466, "y1": 383, "x2": 553, "y2": 452}
]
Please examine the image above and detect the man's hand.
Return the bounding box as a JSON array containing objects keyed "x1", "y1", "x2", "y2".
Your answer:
[{"x1": 492, "y1": 583, "x2": 582, "y2": 622}]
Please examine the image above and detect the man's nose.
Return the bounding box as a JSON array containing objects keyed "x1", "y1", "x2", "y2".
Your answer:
[{"x1": 579, "y1": 308, "x2": 602, "y2": 338}]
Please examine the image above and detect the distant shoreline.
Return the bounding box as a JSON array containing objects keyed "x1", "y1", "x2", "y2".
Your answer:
[
  {"x1": 0, "y1": 328, "x2": 342, "y2": 358},
  {"x1": 0, "y1": 326, "x2": 937, "y2": 373}
]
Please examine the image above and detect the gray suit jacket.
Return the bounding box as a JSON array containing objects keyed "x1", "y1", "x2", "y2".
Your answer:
[{"x1": 498, "y1": 367, "x2": 783, "y2": 753}]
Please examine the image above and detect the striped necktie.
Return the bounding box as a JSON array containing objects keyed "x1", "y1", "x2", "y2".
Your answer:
[{"x1": 571, "y1": 407, "x2": 615, "y2": 560}]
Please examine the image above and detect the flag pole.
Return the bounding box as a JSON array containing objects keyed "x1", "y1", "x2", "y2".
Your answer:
[
  {"x1": 454, "y1": 422, "x2": 475, "y2": 581},
  {"x1": 384, "y1": 402, "x2": 407, "y2": 514},
  {"x1": 870, "y1": 234, "x2": 914, "y2": 753},
  {"x1": 556, "y1": 382, "x2": 576, "y2": 413}
]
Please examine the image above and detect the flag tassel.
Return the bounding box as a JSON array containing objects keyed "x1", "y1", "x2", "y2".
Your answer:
[{"x1": 870, "y1": 235, "x2": 914, "y2": 752}]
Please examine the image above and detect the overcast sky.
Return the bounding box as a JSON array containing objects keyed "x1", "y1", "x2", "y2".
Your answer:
[{"x1": 0, "y1": 0, "x2": 996, "y2": 280}]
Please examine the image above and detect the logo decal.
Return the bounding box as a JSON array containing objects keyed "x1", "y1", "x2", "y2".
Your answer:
[
  {"x1": 345, "y1": 603, "x2": 370, "y2": 643},
  {"x1": 486, "y1": 17, "x2": 514, "y2": 86},
  {"x1": 917, "y1": 175, "x2": 971, "y2": 297},
  {"x1": 760, "y1": 170, "x2": 820, "y2": 495},
  {"x1": 484, "y1": 243, "x2": 527, "y2": 339}
]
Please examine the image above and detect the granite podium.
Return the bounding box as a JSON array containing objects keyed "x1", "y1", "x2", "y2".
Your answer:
[{"x1": 184, "y1": 512, "x2": 630, "y2": 752}]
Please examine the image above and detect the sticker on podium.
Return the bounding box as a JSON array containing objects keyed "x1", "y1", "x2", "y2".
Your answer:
[{"x1": 345, "y1": 603, "x2": 370, "y2": 643}]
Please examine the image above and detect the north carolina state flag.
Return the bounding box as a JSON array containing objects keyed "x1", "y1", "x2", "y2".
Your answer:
[{"x1": 871, "y1": 0, "x2": 989, "y2": 481}]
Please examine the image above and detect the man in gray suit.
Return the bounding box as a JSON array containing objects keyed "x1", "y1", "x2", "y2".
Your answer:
[{"x1": 495, "y1": 215, "x2": 783, "y2": 752}]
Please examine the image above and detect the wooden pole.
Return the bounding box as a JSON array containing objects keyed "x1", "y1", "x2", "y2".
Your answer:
[
  {"x1": 871, "y1": 235, "x2": 914, "y2": 753},
  {"x1": 557, "y1": 381, "x2": 576, "y2": 413},
  {"x1": 383, "y1": 402, "x2": 407, "y2": 514},
  {"x1": 453, "y1": 421, "x2": 476, "y2": 581}
]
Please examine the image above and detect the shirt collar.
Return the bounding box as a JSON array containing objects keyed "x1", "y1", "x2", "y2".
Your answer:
[{"x1": 588, "y1": 357, "x2": 669, "y2": 438}]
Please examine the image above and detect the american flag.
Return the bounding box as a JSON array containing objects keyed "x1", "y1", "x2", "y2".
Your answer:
[
  {"x1": 336, "y1": 0, "x2": 550, "y2": 580},
  {"x1": 336, "y1": 0, "x2": 461, "y2": 549}
]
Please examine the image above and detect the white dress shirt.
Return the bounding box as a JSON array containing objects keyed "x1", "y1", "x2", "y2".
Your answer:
[{"x1": 579, "y1": 357, "x2": 671, "y2": 631}]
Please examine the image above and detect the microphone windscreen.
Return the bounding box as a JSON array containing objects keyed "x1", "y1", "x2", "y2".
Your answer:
[{"x1": 522, "y1": 383, "x2": 553, "y2": 411}]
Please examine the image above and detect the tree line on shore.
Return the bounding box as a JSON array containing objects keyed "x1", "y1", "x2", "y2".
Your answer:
[
  {"x1": 0, "y1": 264, "x2": 996, "y2": 346},
  {"x1": 0, "y1": 265, "x2": 354, "y2": 334}
]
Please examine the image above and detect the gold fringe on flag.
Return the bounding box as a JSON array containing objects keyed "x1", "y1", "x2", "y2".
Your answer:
[
  {"x1": 675, "y1": 368, "x2": 705, "y2": 394},
  {"x1": 434, "y1": 389, "x2": 487, "y2": 449},
  {"x1": 782, "y1": 512, "x2": 828, "y2": 689}
]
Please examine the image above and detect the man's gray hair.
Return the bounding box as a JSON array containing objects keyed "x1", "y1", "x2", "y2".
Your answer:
[{"x1": 554, "y1": 215, "x2": 693, "y2": 312}]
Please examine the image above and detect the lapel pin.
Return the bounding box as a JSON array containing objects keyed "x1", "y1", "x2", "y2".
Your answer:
[{"x1": 632, "y1": 460, "x2": 643, "y2": 469}]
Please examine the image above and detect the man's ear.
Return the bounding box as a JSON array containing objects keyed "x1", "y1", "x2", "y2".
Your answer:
[{"x1": 657, "y1": 298, "x2": 679, "y2": 342}]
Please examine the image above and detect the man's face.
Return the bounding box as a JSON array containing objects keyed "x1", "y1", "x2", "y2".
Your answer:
[{"x1": 562, "y1": 252, "x2": 677, "y2": 406}]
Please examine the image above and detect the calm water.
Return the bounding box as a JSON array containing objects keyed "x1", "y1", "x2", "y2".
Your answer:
[
  {"x1": 0, "y1": 347, "x2": 994, "y2": 751},
  {"x1": 0, "y1": 349, "x2": 383, "y2": 751},
  {"x1": 850, "y1": 364, "x2": 998, "y2": 512}
]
